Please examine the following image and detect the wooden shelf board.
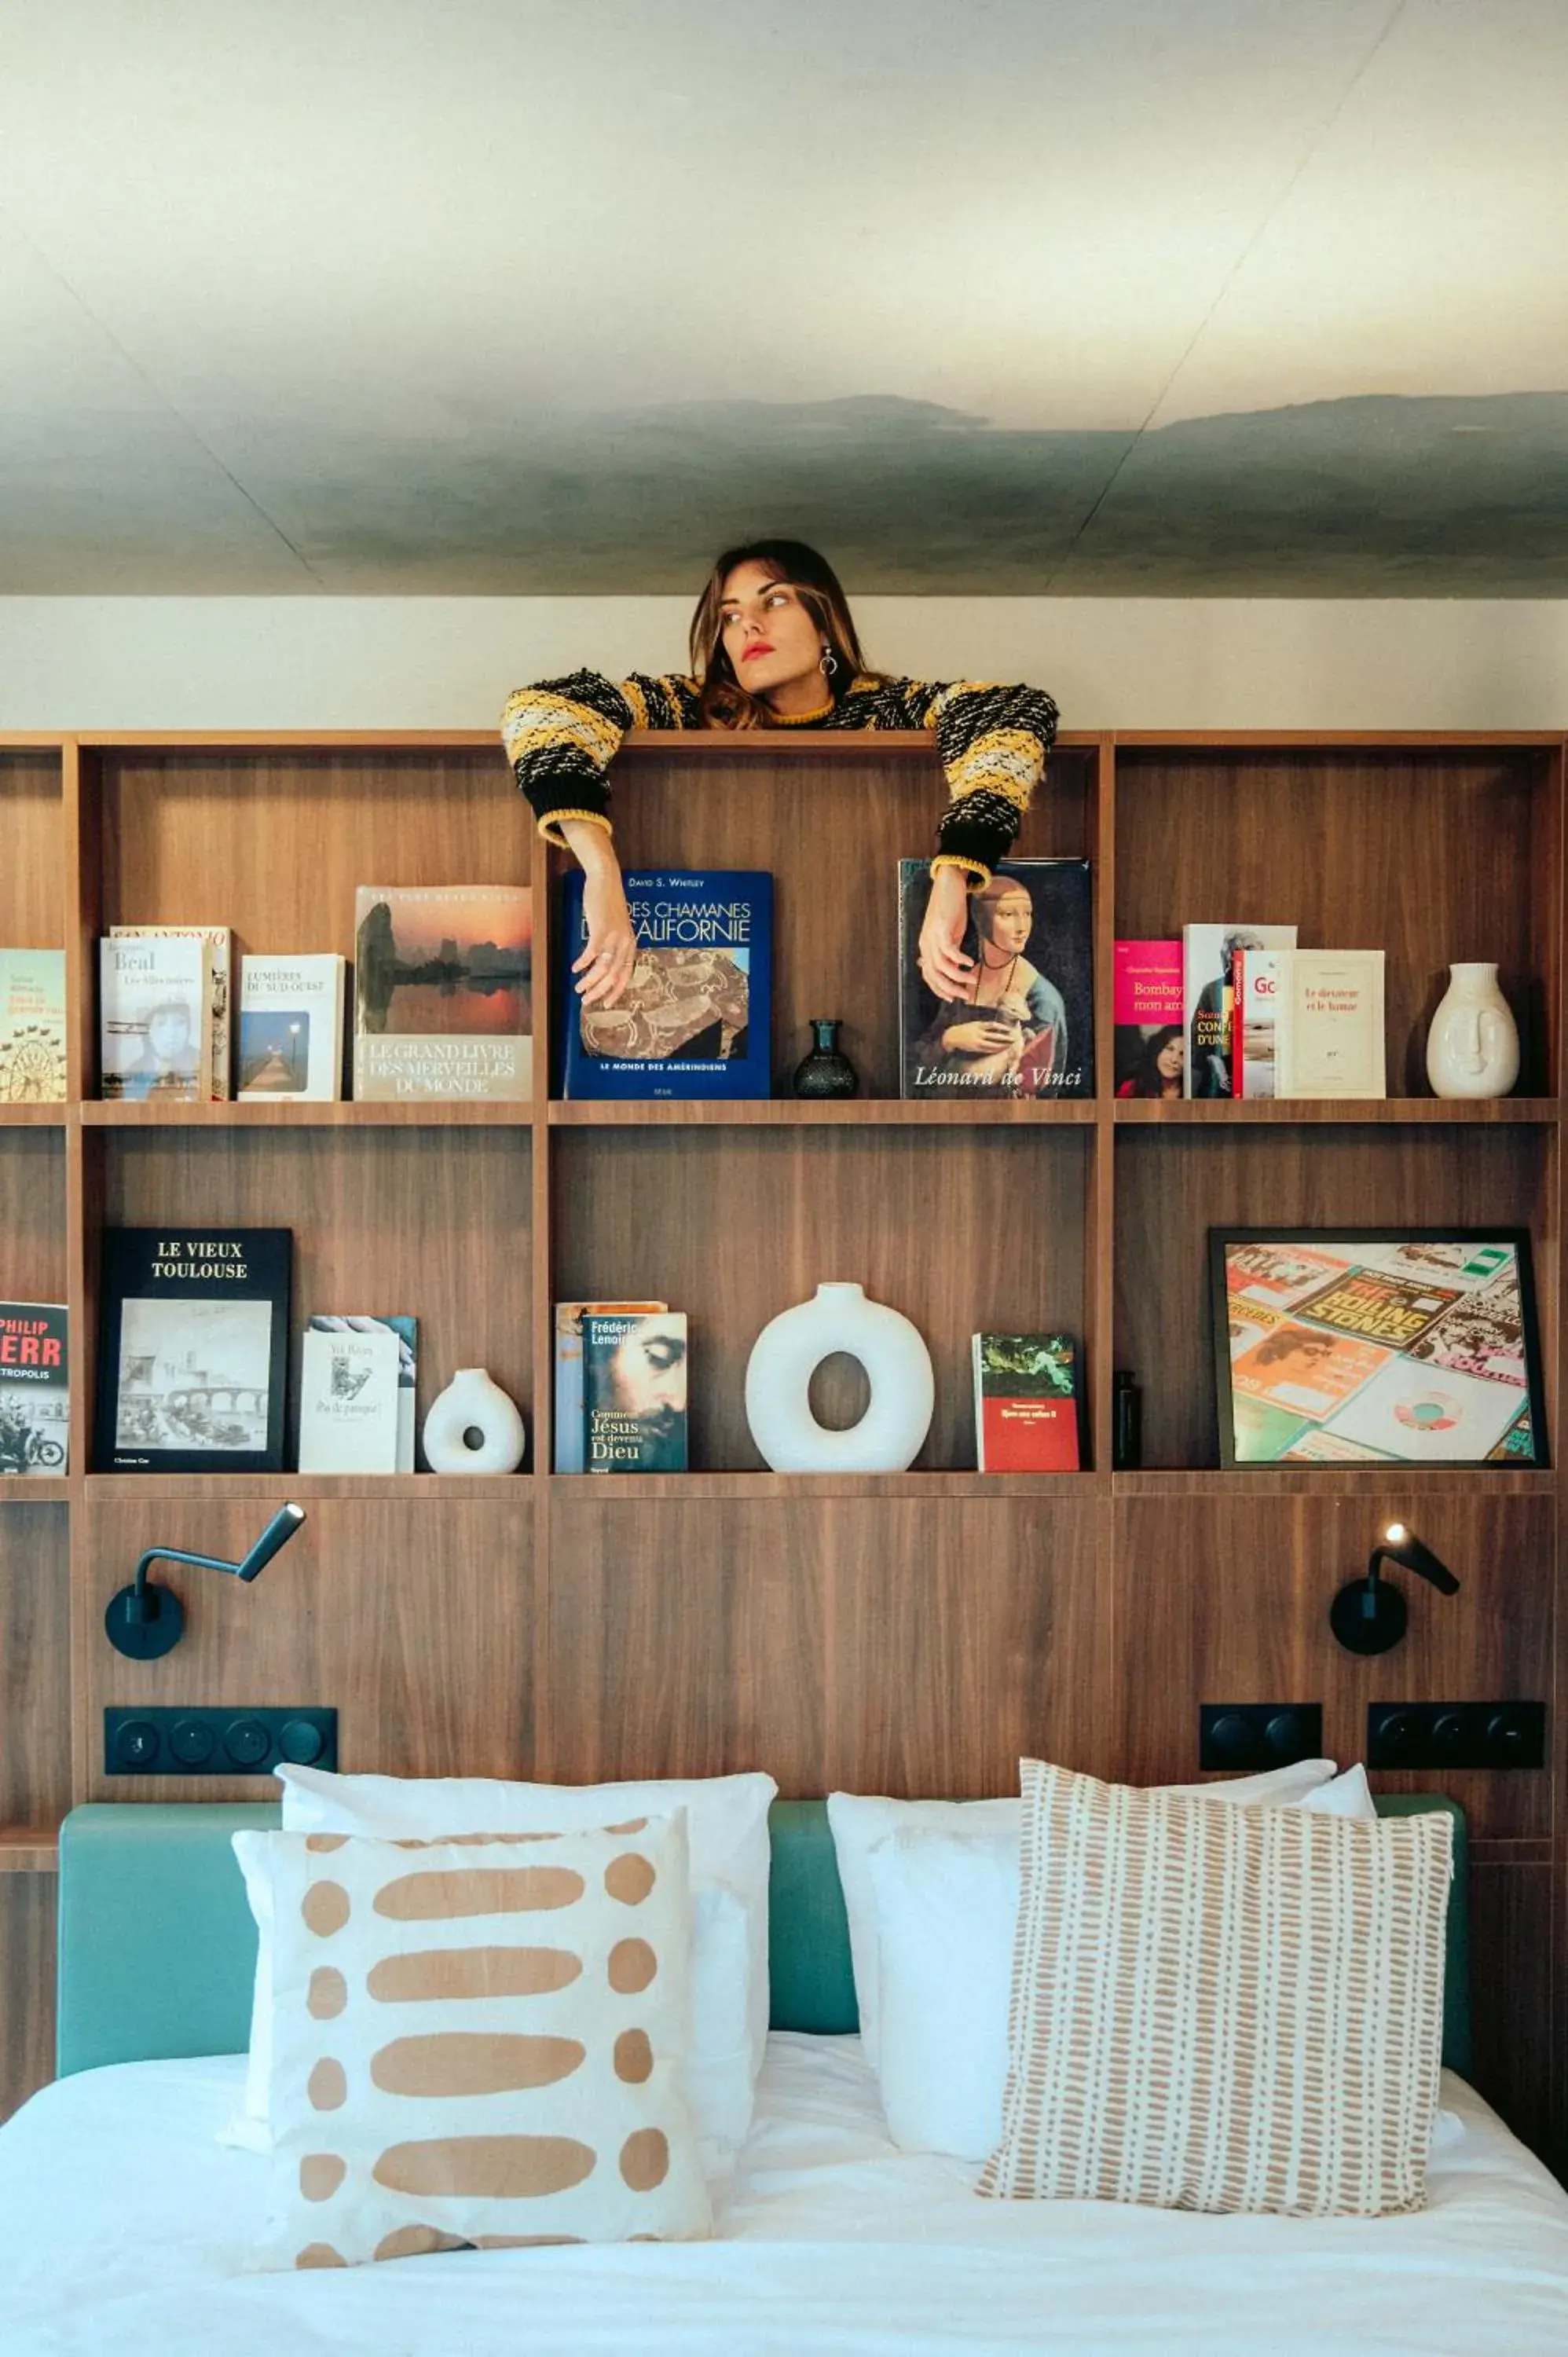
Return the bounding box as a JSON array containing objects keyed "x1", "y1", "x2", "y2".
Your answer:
[
  {"x1": 1115, "y1": 1098, "x2": 1558, "y2": 1127},
  {"x1": 549, "y1": 1098, "x2": 1096, "y2": 1127},
  {"x1": 82, "y1": 1101, "x2": 531, "y2": 1128},
  {"x1": 548, "y1": 1470, "x2": 1106, "y2": 1501},
  {"x1": 0, "y1": 1478, "x2": 72, "y2": 1505},
  {"x1": 0, "y1": 1105, "x2": 68, "y2": 1127},
  {"x1": 84, "y1": 1472, "x2": 533, "y2": 1500},
  {"x1": 1114, "y1": 1468, "x2": 1556, "y2": 1498},
  {"x1": 0, "y1": 1826, "x2": 61, "y2": 1875}
]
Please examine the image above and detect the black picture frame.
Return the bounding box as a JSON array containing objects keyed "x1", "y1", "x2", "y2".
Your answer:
[
  {"x1": 95, "y1": 1228, "x2": 291, "y2": 1475},
  {"x1": 1208, "y1": 1226, "x2": 1548, "y2": 1472}
]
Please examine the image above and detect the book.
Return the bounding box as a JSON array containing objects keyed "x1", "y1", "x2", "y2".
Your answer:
[
  {"x1": 99, "y1": 934, "x2": 211, "y2": 1102},
  {"x1": 554, "y1": 1299, "x2": 666, "y2": 1473},
  {"x1": 1273, "y1": 949, "x2": 1387, "y2": 1098},
  {"x1": 0, "y1": 950, "x2": 67, "y2": 1104},
  {"x1": 900, "y1": 859, "x2": 1094, "y2": 1101},
  {"x1": 0, "y1": 1303, "x2": 68, "y2": 1475},
  {"x1": 582, "y1": 1310, "x2": 688, "y2": 1472},
  {"x1": 111, "y1": 925, "x2": 233, "y2": 1098},
  {"x1": 1181, "y1": 924, "x2": 1298, "y2": 1098},
  {"x1": 298, "y1": 1320, "x2": 402, "y2": 1473},
  {"x1": 238, "y1": 954, "x2": 347, "y2": 1100},
  {"x1": 95, "y1": 1228, "x2": 291, "y2": 1472},
  {"x1": 562, "y1": 871, "x2": 772, "y2": 1100},
  {"x1": 354, "y1": 885, "x2": 532, "y2": 1102},
  {"x1": 972, "y1": 1332, "x2": 1079, "y2": 1472},
  {"x1": 1232, "y1": 947, "x2": 1281, "y2": 1099},
  {"x1": 1112, "y1": 939, "x2": 1183, "y2": 1098}
]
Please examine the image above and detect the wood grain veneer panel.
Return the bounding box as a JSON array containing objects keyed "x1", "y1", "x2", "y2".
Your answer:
[
  {"x1": 0, "y1": 1132, "x2": 66, "y2": 1307},
  {"x1": 93, "y1": 1126, "x2": 531, "y2": 1464},
  {"x1": 0, "y1": 752, "x2": 64, "y2": 951},
  {"x1": 551, "y1": 1126, "x2": 1088, "y2": 1471},
  {"x1": 1470, "y1": 1863, "x2": 1555, "y2": 2167},
  {"x1": 1115, "y1": 1124, "x2": 1555, "y2": 1471},
  {"x1": 1114, "y1": 746, "x2": 1559, "y2": 1095},
  {"x1": 79, "y1": 1495, "x2": 532, "y2": 1800},
  {"x1": 1114, "y1": 1494, "x2": 1553, "y2": 1839},
  {"x1": 569, "y1": 742, "x2": 1096, "y2": 1097},
  {"x1": 0, "y1": 1877, "x2": 56, "y2": 2121},
  {"x1": 0, "y1": 1505, "x2": 71, "y2": 1831}
]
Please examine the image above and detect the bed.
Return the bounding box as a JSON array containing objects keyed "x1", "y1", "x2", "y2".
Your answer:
[{"x1": 2, "y1": 1796, "x2": 1566, "y2": 2355}]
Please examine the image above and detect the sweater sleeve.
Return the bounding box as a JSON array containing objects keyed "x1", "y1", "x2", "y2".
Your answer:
[
  {"x1": 889, "y1": 678, "x2": 1060, "y2": 884},
  {"x1": 499, "y1": 669, "x2": 698, "y2": 847}
]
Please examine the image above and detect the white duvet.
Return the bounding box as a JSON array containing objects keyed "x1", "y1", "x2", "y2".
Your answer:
[{"x1": 3, "y1": 2036, "x2": 1568, "y2": 2355}]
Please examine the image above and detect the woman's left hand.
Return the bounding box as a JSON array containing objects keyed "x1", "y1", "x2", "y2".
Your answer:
[{"x1": 918, "y1": 867, "x2": 976, "y2": 998}]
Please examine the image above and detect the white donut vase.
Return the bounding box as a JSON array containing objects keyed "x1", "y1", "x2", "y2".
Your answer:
[
  {"x1": 744, "y1": 1283, "x2": 935, "y2": 1472},
  {"x1": 422, "y1": 1366, "x2": 527, "y2": 1474}
]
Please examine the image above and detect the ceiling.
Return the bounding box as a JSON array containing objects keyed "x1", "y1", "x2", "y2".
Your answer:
[{"x1": 1, "y1": 0, "x2": 1564, "y2": 595}]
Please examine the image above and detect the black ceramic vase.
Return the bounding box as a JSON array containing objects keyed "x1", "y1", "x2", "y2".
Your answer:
[{"x1": 792, "y1": 1019, "x2": 859, "y2": 1099}]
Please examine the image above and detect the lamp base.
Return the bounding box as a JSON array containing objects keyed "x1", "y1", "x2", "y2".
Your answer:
[
  {"x1": 104, "y1": 1581, "x2": 185, "y2": 1660},
  {"x1": 1329, "y1": 1576, "x2": 1407, "y2": 1656}
]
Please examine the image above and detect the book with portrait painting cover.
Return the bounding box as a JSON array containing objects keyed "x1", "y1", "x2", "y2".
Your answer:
[
  {"x1": 110, "y1": 924, "x2": 233, "y2": 1098},
  {"x1": 581, "y1": 1310, "x2": 688, "y2": 1473},
  {"x1": 554, "y1": 1299, "x2": 667, "y2": 1472},
  {"x1": 560, "y1": 870, "x2": 772, "y2": 1100},
  {"x1": 354, "y1": 885, "x2": 532, "y2": 1102},
  {"x1": 971, "y1": 1332, "x2": 1080, "y2": 1472},
  {"x1": 99, "y1": 935, "x2": 211, "y2": 1103},
  {"x1": 899, "y1": 860, "x2": 1094, "y2": 1102}
]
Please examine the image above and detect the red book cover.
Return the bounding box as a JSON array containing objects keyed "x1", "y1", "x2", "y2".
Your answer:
[
  {"x1": 973, "y1": 1333, "x2": 1080, "y2": 1472},
  {"x1": 1113, "y1": 940, "x2": 1182, "y2": 1025}
]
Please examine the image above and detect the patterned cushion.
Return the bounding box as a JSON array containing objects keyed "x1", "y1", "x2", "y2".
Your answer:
[
  {"x1": 235, "y1": 1816, "x2": 710, "y2": 2269},
  {"x1": 979, "y1": 1760, "x2": 1452, "y2": 2216}
]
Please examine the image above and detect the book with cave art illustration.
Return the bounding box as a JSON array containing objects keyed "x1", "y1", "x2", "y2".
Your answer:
[{"x1": 561, "y1": 870, "x2": 772, "y2": 1099}]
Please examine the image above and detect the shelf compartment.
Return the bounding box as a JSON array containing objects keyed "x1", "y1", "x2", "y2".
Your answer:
[
  {"x1": 0, "y1": 749, "x2": 64, "y2": 951},
  {"x1": 83, "y1": 1102, "x2": 532, "y2": 1128},
  {"x1": 551, "y1": 1099, "x2": 1097, "y2": 1127},
  {"x1": 0, "y1": 1504, "x2": 71, "y2": 1853},
  {"x1": 1115, "y1": 1098, "x2": 1559, "y2": 1127},
  {"x1": 0, "y1": 1826, "x2": 60, "y2": 1875}
]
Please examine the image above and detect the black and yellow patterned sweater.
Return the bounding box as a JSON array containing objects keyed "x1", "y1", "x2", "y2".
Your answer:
[{"x1": 500, "y1": 669, "x2": 1060, "y2": 884}]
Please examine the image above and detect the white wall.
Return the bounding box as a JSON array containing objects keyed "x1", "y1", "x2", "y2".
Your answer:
[{"x1": 0, "y1": 599, "x2": 1564, "y2": 734}]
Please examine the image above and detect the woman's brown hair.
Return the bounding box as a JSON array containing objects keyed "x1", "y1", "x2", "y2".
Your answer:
[{"x1": 689, "y1": 539, "x2": 878, "y2": 729}]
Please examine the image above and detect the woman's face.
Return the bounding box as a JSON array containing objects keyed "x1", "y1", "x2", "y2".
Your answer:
[
  {"x1": 1156, "y1": 1034, "x2": 1184, "y2": 1080},
  {"x1": 718, "y1": 563, "x2": 823, "y2": 700},
  {"x1": 979, "y1": 889, "x2": 1032, "y2": 955},
  {"x1": 610, "y1": 1316, "x2": 687, "y2": 1431}
]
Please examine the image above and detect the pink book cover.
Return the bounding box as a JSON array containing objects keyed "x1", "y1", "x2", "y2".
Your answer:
[{"x1": 1113, "y1": 940, "x2": 1183, "y2": 1025}]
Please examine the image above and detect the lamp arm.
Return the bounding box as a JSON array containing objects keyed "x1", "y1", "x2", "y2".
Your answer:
[{"x1": 129, "y1": 1545, "x2": 248, "y2": 1621}]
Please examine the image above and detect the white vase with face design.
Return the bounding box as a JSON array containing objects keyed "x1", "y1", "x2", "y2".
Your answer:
[
  {"x1": 744, "y1": 1282, "x2": 935, "y2": 1472},
  {"x1": 422, "y1": 1367, "x2": 526, "y2": 1474},
  {"x1": 1425, "y1": 964, "x2": 1519, "y2": 1099}
]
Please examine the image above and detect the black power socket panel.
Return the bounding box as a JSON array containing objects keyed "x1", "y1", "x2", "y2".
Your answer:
[
  {"x1": 104, "y1": 1706, "x2": 337, "y2": 1777},
  {"x1": 1367, "y1": 1701, "x2": 1545, "y2": 1772},
  {"x1": 1199, "y1": 1703, "x2": 1323, "y2": 1772}
]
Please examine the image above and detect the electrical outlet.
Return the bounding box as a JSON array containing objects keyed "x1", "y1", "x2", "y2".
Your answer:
[
  {"x1": 104, "y1": 1706, "x2": 337, "y2": 1777},
  {"x1": 1199, "y1": 1703, "x2": 1323, "y2": 1773},
  {"x1": 1367, "y1": 1701, "x2": 1545, "y2": 1772}
]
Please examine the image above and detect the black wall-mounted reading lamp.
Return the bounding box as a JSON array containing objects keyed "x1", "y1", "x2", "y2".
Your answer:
[
  {"x1": 1328, "y1": 1520, "x2": 1460, "y2": 1655},
  {"x1": 104, "y1": 1502, "x2": 306, "y2": 1659}
]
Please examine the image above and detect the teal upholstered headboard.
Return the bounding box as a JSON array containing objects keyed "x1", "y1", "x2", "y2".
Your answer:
[{"x1": 55, "y1": 1792, "x2": 1471, "y2": 2082}]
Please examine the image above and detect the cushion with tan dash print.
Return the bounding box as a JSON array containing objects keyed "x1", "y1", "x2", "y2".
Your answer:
[
  {"x1": 978, "y1": 1760, "x2": 1453, "y2": 2217},
  {"x1": 234, "y1": 1815, "x2": 710, "y2": 2269}
]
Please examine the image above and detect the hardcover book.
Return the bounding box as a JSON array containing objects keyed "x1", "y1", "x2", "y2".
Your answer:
[
  {"x1": 1273, "y1": 949, "x2": 1387, "y2": 1099},
  {"x1": 298, "y1": 1320, "x2": 402, "y2": 1474},
  {"x1": 899, "y1": 859, "x2": 1094, "y2": 1101},
  {"x1": 0, "y1": 949, "x2": 67, "y2": 1104},
  {"x1": 95, "y1": 1228, "x2": 291, "y2": 1473},
  {"x1": 238, "y1": 954, "x2": 347, "y2": 1100},
  {"x1": 972, "y1": 1332, "x2": 1080, "y2": 1472},
  {"x1": 582, "y1": 1310, "x2": 688, "y2": 1472},
  {"x1": 0, "y1": 1303, "x2": 68, "y2": 1475},
  {"x1": 111, "y1": 925, "x2": 233, "y2": 1098},
  {"x1": 354, "y1": 886, "x2": 532, "y2": 1102},
  {"x1": 562, "y1": 871, "x2": 772, "y2": 1100},
  {"x1": 554, "y1": 1299, "x2": 666, "y2": 1473},
  {"x1": 99, "y1": 935, "x2": 211, "y2": 1102},
  {"x1": 1181, "y1": 924, "x2": 1298, "y2": 1098},
  {"x1": 1112, "y1": 938, "x2": 1183, "y2": 1098},
  {"x1": 1232, "y1": 947, "x2": 1281, "y2": 1099}
]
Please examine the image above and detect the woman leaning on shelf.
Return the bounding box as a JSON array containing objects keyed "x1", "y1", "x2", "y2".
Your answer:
[{"x1": 499, "y1": 537, "x2": 1061, "y2": 1008}]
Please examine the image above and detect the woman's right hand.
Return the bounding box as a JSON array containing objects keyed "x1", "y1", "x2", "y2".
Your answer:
[
  {"x1": 562, "y1": 826, "x2": 637, "y2": 1008},
  {"x1": 940, "y1": 1019, "x2": 1016, "y2": 1054}
]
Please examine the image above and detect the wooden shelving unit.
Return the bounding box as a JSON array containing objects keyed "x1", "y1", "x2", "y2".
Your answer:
[{"x1": 2, "y1": 723, "x2": 1566, "y2": 2173}]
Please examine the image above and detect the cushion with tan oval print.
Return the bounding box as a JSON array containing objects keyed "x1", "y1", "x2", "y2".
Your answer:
[{"x1": 233, "y1": 1815, "x2": 710, "y2": 2269}]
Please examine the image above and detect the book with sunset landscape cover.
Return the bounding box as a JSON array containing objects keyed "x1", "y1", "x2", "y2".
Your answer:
[{"x1": 354, "y1": 885, "x2": 532, "y2": 1101}]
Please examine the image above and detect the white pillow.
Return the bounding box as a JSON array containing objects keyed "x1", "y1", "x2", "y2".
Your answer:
[
  {"x1": 826, "y1": 1758, "x2": 1339, "y2": 2070},
  {"x1": 226, "y1": 1766, "x2": 775, "y2": 2178},
  {"x1": 866, "y1": 1765, "x2": 1379, "y2": 2161}
]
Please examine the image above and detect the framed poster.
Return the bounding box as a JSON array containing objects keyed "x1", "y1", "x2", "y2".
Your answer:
[{"x1": 1209, "y1": 1228, "x2": 1546, "y2": 1469}]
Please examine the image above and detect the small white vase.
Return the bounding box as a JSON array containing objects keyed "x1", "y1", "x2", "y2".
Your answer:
[
  {"x1": 744, "y1": 1282, "x2": 935, "y2": 1473},
  {"x1": 1425, "y1": 964, "x2": 1519, "y2": 1099},
  {"x1": 422, "y1": 1367, "x2": 526, "y2": 1474}
]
